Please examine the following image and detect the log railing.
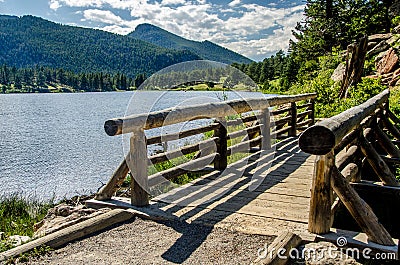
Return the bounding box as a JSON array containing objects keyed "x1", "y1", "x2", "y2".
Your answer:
[
  {"x1": 96, "y1": 92, "x2": 317, "y2": 206},
  {"x1": 299, "y1": 89, "x2": 399, "y2": 246}
]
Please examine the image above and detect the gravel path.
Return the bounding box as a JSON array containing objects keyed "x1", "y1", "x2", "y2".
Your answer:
[{"x1": 27, "y1": 217, "x2": 275, "y2": 264}]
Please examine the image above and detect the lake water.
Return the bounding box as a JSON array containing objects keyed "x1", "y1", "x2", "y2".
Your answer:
[{"x1": 0, "y1": 90, "x2": 267, "y2": 200}]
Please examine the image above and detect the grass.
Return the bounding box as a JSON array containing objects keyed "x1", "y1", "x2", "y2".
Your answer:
[{"x1": 0, "y1": 194, "x2": 54, "y2": 252}]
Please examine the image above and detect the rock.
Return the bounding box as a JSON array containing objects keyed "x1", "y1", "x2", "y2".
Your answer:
[
  {"x1": 302, "y1": 242, "x2": 361, "y2": 265},
  {"x1": 368, "y1": 33, "x2": 392, "y2": 42},
  {"x1": 8, "y1": 235, "x2": 31, "y2": 247},
  {"x1": 376, "y1": 48, "x2": 399, "y2": 75},
  {"x1": 367, "y1": 40, "x2": 390, "y2": 57},
  {"x1": 331, "y1": 63, "x2": 346, "y2": 82},
  {"x1": 33, "y1": 203, "x2": 111, "y2": 238}
]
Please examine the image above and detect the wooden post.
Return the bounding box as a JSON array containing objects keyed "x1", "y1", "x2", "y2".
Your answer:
[
  {"x1": 382, "y1": 114, "x2": 400, "y2": 140},
  {"x1": 308, "y1": 151, "x2": 333, "y2": 234},
  {"x1": 360, "y1": 128, "x2": 399, "y2": 186},
  {"x1": 289, "y1": 102, "x2": 297, "y2": 137},
  {"x1": 95, "y1": 159, "x2": 129, "y2": 200},
  {"x1": 214, "y1": 118, "x2": 228, "y2": 170},
  {"x1": 330, "y1": 166, "x2": 395, "y2": 246},
  {"x1": 309, "y1": 99, "x2": 315, "y2": 125},
  {"x1": 260, "y1": 108, "x2": 271, "y2": 150},
  {"x1": 129, "y1": 129, "x2": 149, "y2": 206}
]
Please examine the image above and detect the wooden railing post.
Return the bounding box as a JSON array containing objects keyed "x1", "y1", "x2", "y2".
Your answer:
[
  {"x1": 308, "y1": 150, "x2": 333, "y2": 234},
  {"x1": 310, "y1": 99, "x2": 315, "y2": 125},
  {"x1": 260, "y1": 108, "x2": 271, "y2": 150},
  {"x1": 129, "y1": 129, "x2": 149, "y2": 206},
  {"x1": 289, "y1": 102, "x2": 297, "y2": 136},
  {"x1": 214, "y1": 118, "x2": 227, "y2": 170}
]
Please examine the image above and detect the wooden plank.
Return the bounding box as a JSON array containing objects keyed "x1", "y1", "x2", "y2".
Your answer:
[
  {"x1": 330, "y1": 166, "x2": 395, "y2": 246},
  {"x1": 226, "y1": 114, "x2": 258, "y2": 127},
  {"x1": 227, "y1": 124, "x2": 261, "y2": 139},
  {"x1": 381, "y1": 114, "x2": 400, "y2": 140},
  {"x1": 253, "y1": 231, "x2": 302, "y2": 265},
  {"x1": 215, "y1": 119, "x2": 228, "y2": 170},
  {"x1": 308, "y1": 151, "x2": 333, "y2": 234},
  {"x1": 227, "y1": 136, "x2": 262, "y2": 155},
  {"x1": 271, "y1": 106, "x2": 291, "y2": 116},
  {"x1": 0, "y1": 209, "x2": 136, "y2": 262},
  {"x1": 146, "y1": 123, "x2": 219, "y2": 145}
]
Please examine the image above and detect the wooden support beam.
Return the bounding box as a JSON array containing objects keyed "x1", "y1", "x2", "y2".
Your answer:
[
  {"x1": 260, "y1": 108, "x2": 271, "y2": 150},
  {"x1": 214, "y1": 118, "x2": 227, "y2": 170},
  {"x1": 374, "y1": 125, "x2": 400, "y2": 158},
  {"x1": 95, "y1": 158, "x2": 129, "y2": 200},
  {"x1": 309, "y1": 99, "x2": 315, "y2": 125},
  {"x1": 335, "y1": 145, "x2": 359, "y2": 171},
  {"x1": 289, "y1": 102, "x2": 297, "y2": 137},
  {"x1": 341, "y1": 162, "x2": 359, "y2": 182},
  {"x1": 253, "y1": 231, "x2": 302, "y2": 265},
  {"x1": 381, "y1": 114, "x2": 400, "y2": 140},
  {"x1": 387, "y1": 109, "x2": 400, "y2": 125},
  {"x1": 360, "y1": 129, "x2": 399, "y2": 186},
  {"x1": 308, "y1": 151, "x2": 333, "y2": 234},
  {"x1": 129, "y1": 130, "x2": 149, "y2": 206},
  {"x1": 330, "y1": 166, "x2": 395, "y2": 246}
]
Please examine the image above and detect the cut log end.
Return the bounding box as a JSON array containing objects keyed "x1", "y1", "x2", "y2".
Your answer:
[
  {"x1": 299, "y1": 125, "x2": 335, "y2": 155},
  {"x1": 104, "y1": 119, "x2": 122, "y2": 136}
]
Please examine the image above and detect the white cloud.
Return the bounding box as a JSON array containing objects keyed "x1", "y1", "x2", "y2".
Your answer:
[
  {"x1": 228, "y1": 0, "x2": 240, "y2": 7},
  {"x1": 161, "y1": 0, "x2": 187, "y2": 6},
  {"x1": 49, "y1": 0, "x2": 305, "y2": 60},
  {"x1": 82, "y1": 9, "x2": 123, "y2": 24}
]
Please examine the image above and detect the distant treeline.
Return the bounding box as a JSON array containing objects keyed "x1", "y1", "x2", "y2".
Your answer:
[{"x1": 0, "y1": 64, "x2": 147, "y2": 93}]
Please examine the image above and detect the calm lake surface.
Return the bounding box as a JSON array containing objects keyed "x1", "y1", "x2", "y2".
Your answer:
[{"x1": 0, "y1": 90, "x2": 267, "y2": 200}]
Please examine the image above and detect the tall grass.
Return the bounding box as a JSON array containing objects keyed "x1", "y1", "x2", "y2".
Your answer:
[{"x1": 0, "y1": 194, "x2": 54, "y2": 251}]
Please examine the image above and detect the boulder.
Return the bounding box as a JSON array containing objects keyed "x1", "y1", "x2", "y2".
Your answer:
[
  {"x1": 376, "y1": 48, "x2": 399, "y2": 75},
  {"x1": 303, "y1": 242, "x2": 361, "y2": 265},
  {"x1": 33, "y1": 203, "x2": 111, "y2": 238},
  {"x1": 8, "y1": 235, "x2": 31, "y2": 247},
  {"x1": 331, "y1": 63, "x2": 346, "y2": 82}
]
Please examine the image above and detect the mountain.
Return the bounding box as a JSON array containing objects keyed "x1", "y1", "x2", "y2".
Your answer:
[
  {"x1": 0, "y1": 15, "x2": 200, "y2": 77},
  {"x1": 128, "y1": 23, "x2": 253, "y2": 65}
]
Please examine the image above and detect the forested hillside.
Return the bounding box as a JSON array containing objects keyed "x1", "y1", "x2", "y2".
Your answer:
[
  {"x1": 129, "y1": 23, "x2": 252, "y2": 65},
  {"x1": 0, "y1": 15, "x2": 201, "y2": 77}
]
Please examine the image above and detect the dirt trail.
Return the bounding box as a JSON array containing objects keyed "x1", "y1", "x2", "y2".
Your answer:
[{"x1": 27, "y1": 217, "x2": 275, "y2": 264}]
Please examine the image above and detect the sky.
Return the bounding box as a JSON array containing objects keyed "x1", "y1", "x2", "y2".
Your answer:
[{"x1": 0, "y1": 0, "x2": 305, "y2": 61}]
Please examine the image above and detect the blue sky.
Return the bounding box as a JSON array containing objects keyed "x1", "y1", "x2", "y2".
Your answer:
[{"x1": 0, "y1": 0, "x2": 305, "y2": 61}]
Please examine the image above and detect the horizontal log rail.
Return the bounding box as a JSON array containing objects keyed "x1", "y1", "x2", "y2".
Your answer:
[
  {"x1": 298, "y1": 89, "x2": 399, "y2": 246},
  {"x1": 97, "y1": 92, "x2": 317, "y2": 207},
  {"x1": 105, "y1": 93, "x2": 317, "y2": 136}
]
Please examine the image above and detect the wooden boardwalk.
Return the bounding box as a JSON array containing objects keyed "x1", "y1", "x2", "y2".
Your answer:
[{"x1": 89, "y1": 137, "x2": 315, "y2": 237}]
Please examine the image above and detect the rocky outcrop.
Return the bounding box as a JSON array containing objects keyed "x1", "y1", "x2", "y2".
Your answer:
[{"x1": 33, "y1": 203, "x2": 111, "y2": 238}]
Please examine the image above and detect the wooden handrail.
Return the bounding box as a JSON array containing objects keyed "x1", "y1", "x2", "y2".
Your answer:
[
  {"x1": 299, "y1": 89, "x2": 389, "y2": 155},
  {"x1": 104, "y1": 93, "x2": 317, "y2": 136}
]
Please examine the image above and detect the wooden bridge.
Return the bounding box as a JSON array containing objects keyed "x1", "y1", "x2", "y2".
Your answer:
[{"x1": 87, "y1": 89, "x2": 399, "y2": 256}]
